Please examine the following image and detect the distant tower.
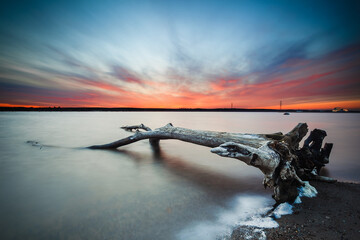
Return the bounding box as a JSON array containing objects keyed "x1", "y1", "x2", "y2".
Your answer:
[
  {"x1": 280, "y1": 100, "x2": 282, "y2": 110},
  {"x1": 231, "y1": 103, "x2": 233, "y2": 109}
]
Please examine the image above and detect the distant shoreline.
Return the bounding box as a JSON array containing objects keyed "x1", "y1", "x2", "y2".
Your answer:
[{"x1": 1, "y1": 107, "x2": 359, "y2": 113}]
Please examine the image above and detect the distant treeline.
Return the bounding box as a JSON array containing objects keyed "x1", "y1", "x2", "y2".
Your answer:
[{"x1": 0, "y1": 107, "x2": 359, "y2": 113}]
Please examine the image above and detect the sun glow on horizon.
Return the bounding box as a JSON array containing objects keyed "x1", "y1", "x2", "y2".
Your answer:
[{"x1": 2, "y1": 99, "x2": 360, "y2": 111}]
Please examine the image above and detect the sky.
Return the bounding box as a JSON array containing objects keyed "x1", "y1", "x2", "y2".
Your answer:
[{"x1": 0, "y1": 0, "x2": 359, "y2": 109}]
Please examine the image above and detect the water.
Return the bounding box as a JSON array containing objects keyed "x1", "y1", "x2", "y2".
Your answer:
[{"x1": 0, "y1": 112, "x2": 359, "y2": 239}]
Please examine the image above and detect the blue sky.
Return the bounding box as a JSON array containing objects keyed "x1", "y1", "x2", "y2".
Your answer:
[{"x1": 0, "y1": 0, "x2": 359, "y2": 109}]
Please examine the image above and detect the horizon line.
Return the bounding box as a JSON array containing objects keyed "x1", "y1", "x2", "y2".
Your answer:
[{"x1": 0, "y1": 106, "x2": 359, "y2": 112}]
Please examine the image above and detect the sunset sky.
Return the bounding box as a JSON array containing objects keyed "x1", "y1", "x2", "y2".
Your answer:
[{"x1": 0, "y1": 0, "x2": 359, "y2": 109}]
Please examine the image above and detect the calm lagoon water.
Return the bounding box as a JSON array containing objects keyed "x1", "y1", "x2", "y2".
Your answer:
[{"x1": 0, "y1": 112, "x2": 359, "y2": 239}]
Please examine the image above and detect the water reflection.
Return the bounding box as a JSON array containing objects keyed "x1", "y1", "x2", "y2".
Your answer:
[
  {"x1": 107, "y1": 145, "x2": 272, "y2": 240},
  {"x1": 114, "y1": 145, "x2": 269, "y2": 197}
]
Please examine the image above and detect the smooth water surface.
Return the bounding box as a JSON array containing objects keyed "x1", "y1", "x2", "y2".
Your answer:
[{"x1": 0, "y1": 112, "x2": 359, "y2": 239}]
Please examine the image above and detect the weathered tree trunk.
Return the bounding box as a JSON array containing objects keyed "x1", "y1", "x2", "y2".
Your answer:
[{"x1": 89, "y1": 122, "x2": 334, "y2": 204}]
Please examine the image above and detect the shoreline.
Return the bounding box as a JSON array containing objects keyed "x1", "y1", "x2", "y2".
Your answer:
[
  {"x1": 231, "y1": 181, "x2": 360, "y2": 240},
  {"x1": 1, "y1": 107, "x2": 359, "y2": 113}
]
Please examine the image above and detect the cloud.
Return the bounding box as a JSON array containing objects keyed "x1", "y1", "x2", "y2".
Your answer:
[
  {"x1": 217, "y1": 43, "x2": 360, "y2": 108},
  {"x1": 1, "y1": 42, "x2": 359, "y2": 109},
  {"x1": 112, "y1": 65, "x2": 145, "y2": 85}
]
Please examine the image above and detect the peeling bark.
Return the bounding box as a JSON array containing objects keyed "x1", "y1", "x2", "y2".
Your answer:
[{"x1": 89, "y1": 122, "x2": 334, "y2": 204}]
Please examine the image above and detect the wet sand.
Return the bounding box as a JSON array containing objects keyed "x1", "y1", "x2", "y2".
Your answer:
[{"x1": 231, "y1": 181, "x2": 360, "y2": 240}]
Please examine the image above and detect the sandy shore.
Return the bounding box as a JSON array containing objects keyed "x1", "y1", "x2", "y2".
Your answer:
[{"x1": 231, "y1": 181, "x2": 360, "y2": 240}]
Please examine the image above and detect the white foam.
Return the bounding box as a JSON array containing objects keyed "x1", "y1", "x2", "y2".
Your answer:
[
  {"x1": 299, "y1": 181, "x2": 318, "y2": 198},
  {"x1": 238, "y1": 227, "x2": 267, "y2": 240},
  {"x1": 177, "y1": 194, "x2": 275, "y2": 240},
  {"x1": 240, "y1": 216, "x2": 279, "y2": 228},
  {"x1": 294, "y1": 196, "x2": 302, "y2": 204},
  {"x1": 271, "y1": 181, "x2": 317, "y2": 219},
  {"x1": 177, "y1": 183, "x2": 318, "y2": 240},
  {"x1": 294, "y1": 181, "x2": 318, "y2": 204},
  {"x1": 272, "y1": 202, "x2": 293, "y2": 219}
]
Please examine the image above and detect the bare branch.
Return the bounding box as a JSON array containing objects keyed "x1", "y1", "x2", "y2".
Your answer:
[{"x1": 88, "y1": 122, "x2": 334, "y2": 205}]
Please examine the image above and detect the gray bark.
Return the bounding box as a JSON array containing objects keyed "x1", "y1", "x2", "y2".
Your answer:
[{"x1": 89, "y1": 122, "x2": 332, "y2": 204}]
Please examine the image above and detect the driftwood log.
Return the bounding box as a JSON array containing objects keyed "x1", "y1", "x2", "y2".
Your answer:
[{"x1": 89, "y1": 123, "x2": 334, "y2": 204}]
